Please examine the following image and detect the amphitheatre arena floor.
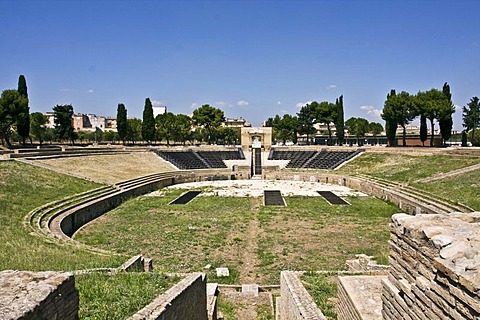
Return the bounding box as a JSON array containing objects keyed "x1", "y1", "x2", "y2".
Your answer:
[{"x1": 8, "y1": 147, "x2": 479, "y2": 319}]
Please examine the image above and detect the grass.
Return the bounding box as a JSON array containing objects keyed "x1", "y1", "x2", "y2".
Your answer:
[
  {"x1": 76, "y1": 271, "x2": 179, "y2": 320},
  {"x1": 35, "y1": 152, "x2": 176, "y2": 184},
  {"x1": 75, "y1": 189, "x2": 250, "y2": 284},
  {"x1": 338, "y1": 153, "x2": 480, "y2": 183},
  {"x1": 301, "y1": 272, "x2": 338, "y2": 319},
  {"x1": 0, "y1": 161, "x2": 125, "y2": 271},
  {"x1": 339, "y1": 152, "x2": 480, "y2": 210},
  {"x1": 76, "y1": 189, "x2": 398, "y2": 285},
  {"x1": 217, "y1": 295, "x2": 238, "y2": 320},
  {"x1": 412, "y1": 169, "x2": 480, "y2": 210},
  {"x1": 256, "y1": 196, "x2": 396, "y2": 283}
]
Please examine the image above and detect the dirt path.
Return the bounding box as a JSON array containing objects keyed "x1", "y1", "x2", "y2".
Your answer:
[
  {"x1": 239, "y1": 198, "x2": 262, "y2": 284},
  {"x1": 415, "y1": 163, "x2": 480, "y2": 183}
]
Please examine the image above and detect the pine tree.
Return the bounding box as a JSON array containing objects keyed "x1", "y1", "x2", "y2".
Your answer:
[
  {"x1": 116, "y1": 103, "x2": 127, "y2": 144},
  {"x1": 335, "y1": 95, "x2": 345, "y2": 145},
  {"x1": 142, "y1": 98, "x2": 155, "y2": 143},
  {"x1": 53, "y1": 104, "x2": 75, "y2": 144},
  {"x1": 16, "y1": 75, "x2": 30, "y2": 145}
]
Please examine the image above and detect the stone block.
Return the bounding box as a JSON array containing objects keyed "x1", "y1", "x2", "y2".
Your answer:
[
  {"x1": 241, "y1": 284, "x2": 259, "y2": 296},
  {"x1": 215, "y1": 267, "x2": 229, "y2": 277}
]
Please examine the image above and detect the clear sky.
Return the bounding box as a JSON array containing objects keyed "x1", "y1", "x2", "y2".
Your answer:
[{"x1": 1, "y1": 0, "x2": 479, "y2": 128}]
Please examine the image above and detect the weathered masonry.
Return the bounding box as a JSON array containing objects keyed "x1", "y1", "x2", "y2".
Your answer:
[{"x1": 337, "y1": 212, "x2": 480, "y2": 320}]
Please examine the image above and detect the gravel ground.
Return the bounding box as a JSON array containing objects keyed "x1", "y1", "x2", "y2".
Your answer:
[{"x1": 150, "y1": 179, "x2": 368, "y2": 198}]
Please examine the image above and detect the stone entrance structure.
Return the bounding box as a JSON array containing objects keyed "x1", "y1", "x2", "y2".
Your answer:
[
  {"x1": 240, "y1": 127, "x2": 272, "y2": 152},
  {"x1": 241, "y1": 127, "x2": 272, "y2": 177}
]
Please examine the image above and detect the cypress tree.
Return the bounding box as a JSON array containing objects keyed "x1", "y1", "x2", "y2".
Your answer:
[
  {"x1": 335, "y1": 95, "x2": 345, "y2": 145},
  {"x1": 17, "y1": 75, "x2": 30, "y2": 145},
  {"x1": 142, "y1": 98, "x2": 155, "y2": 143},
  {"x1": 439, "y1": 82, "x2": 454, "y2": 145},
  {"x1": 116, "y1": 103, "x2": 127, "y2": 144},
  {"x1": 420, "y1": 114, "x2": 427, "y2": 146},
  {"x1": 382, "y1": 89, "x2": 397, "y2": 146}
]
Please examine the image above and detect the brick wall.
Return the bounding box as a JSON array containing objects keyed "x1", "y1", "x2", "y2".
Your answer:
[{"x1": 382, "y1": 212, "x2": 480, "y2": 319}]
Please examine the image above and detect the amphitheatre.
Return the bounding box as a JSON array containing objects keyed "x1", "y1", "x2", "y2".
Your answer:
[{"x1": 0, "y1": 134, "x2": 479, "y2": 319}]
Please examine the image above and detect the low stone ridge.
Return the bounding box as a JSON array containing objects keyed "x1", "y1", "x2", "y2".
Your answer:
[
  {"x1": 382, "y1": 212, "x2": 480, "y2": 319},
  {"x1": 0, "y1": 270, "x2": 78, "y2": 320}
]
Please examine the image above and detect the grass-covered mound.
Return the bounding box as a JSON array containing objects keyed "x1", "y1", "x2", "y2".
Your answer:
[
  {"x1": 338, "y1": 152, "x2": 480, "y2": 209},
  {"x1": 0, "y1": 161, "x2": 124, "y2": 271}
]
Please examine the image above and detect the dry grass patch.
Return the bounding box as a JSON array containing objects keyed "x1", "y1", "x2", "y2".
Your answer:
[{"x1": 35, "y1": 152, "x2": 176, "y2": 184}]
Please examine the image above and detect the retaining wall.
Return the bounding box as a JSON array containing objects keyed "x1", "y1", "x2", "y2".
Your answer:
[
  {"x1": 50, "y1": 169, "x2": 235, "y2": 240},
  {"x1": 53, "y1": 177, "x2": 174, "y2": 239},
  {"x1": 129, "y1": 272, "x2": 207, "y2": 320},
  {"x1": 278, "y1": 271, "x2": 326, "y2": 320},
  {"x1": 382, "y1": 212, "x2": 480, "y2": 319}
]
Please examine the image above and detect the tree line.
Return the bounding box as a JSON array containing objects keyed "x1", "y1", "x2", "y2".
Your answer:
[
  {"x1": 264, "y1": 95, "x2": 384, "y2": 146},
  {"x1": 2, "y1": 75, "x2": 479, "y2": 147},
  {"x1": 382, "y1": 83, "x2": 455, "y2": 147},
  {"x1": 116, "y1": 99, "x2": 238, "y2": 145}
]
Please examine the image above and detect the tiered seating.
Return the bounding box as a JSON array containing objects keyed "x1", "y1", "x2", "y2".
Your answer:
[
  {"x1": 269, "y1": 149, "x2": 363, "y2": 169},
  {"x1": 197, "y1": 150, "x2": 245, "y2": 168},
  {"x1": 153, "y1": 149, "x2": 245, "y2": 170},
  {"x1": 268, "y1": 150, "x2": 317, "y2": 168},
  {"x1": 152, "y1": 150, "x2": 207, "y2": 169}
]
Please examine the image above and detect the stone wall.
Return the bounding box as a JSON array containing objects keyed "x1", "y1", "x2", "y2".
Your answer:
[
  {"x1": 129, "y1": 272, "x2": 207, "y2": 320},
  {"x1": 277, "y1": 271, "x2": 327, "y2": 320},
  {"x1": 54, "y1": 177, "x2": 174, "y2": 239},
  {"x1": 382, "y1": 212, "x2": 480, "y2": 319},
  {"x1": 50, "y1": 169, "x2": 237, "y2": 241},
  {"x1": 0, "y1": 271, "x2": 78, "y2": 320}
]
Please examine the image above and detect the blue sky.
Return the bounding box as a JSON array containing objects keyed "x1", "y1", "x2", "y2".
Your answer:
[{"x1": 1, "y1": 0, "x2": 479, "y2": 128}]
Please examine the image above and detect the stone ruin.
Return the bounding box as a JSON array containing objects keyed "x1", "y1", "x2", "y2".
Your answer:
[
  {"x1": 336, "y1": 212, "x2": 480, "y2": 320},
  {"x1": 2, "y1": 211, "x2": 479, "y2": 319}
]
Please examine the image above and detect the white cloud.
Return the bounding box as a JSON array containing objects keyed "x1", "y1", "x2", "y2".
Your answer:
[
  {"x1": 277, "y1": 101, "x2": 282, "y2": 105},
  {"x1": 327, "y1": 84, "x2": 337, "y2": 89},
  {"x1": 236, "y1": 100, "x2": 249, "y2": 107},
  {"x1": 152, "y1": 100, "x2": 165, "y2": 107},
  {"x1": 296, "y1": 101, "x2": 313, "y2": 108},
  {"x1": 191, "y1": 103, "x2": 199, "y2": 109},
  {"x1": 361, "y1": 105, "x2": 383, "y2": 120},
  {"x1": 214, "y1": 101, "x2": 233, "y2": 108},
  {"x1": 87, "y1": 89, "x2": 94, "y2": 94}
]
